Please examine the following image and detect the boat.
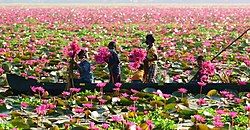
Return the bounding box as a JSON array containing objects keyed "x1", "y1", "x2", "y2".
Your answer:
[{"x1": 6, "y1": 74, "x2": 250, "y2": 96}]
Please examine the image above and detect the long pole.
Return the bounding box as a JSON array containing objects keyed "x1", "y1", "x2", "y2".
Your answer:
[
  {"x1": 189, "y1": 28, "x2": 249, "y2": 83},
  {"x1": 211, "y1": 28, "x2": 250, "y2": 62}
]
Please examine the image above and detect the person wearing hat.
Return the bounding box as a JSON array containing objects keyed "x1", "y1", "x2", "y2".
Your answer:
[
  {"x1": 107, "y1": 41, "x2": 121, "y2": 83},
  {"x1": 143, "y1": 34, "x2": 158, "y2": 83}
]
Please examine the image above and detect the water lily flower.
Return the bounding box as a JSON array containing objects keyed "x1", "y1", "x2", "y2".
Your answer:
[
  {"x1": 87, "y1": 95, "x2": 96, "y2": 100},
  {"x1": 194, "y1": 115, "x2": 205, "y2": 123},
  {"x1": 115, "y1": 82, "x2": 122, "y2": 88},
  {"x1": 229, "y1": 111, "x2": 237, "y2": 118},
  {"x1": 89, "y1": 122, "x2": 99, "y2": 130},
  {"x1": 102, "y1": 123, "x2": 109, "y2": 129},
  {"x1": 128, "y1": 106, "x2": 137, "y2": 112},
  {"x1": 46, "y1": 103, "x2": 56, "y2": 109},
  {"x1": 131, "y1": 89, "x2": 139, "y2": 94},
  {"x1": 146, "y1": 120, "x2": 154, "y2": 130},
  {"x1": 111, "y1": 115, "x2": 123, "y2": 122},
  {"x1": 163, "y1": 94, "x2": 171, "y2": 99},
  {"x1": 246, "y1": 93, "x2": 250, "y2": 98},
  {"x1": 73, "y1": 107, "x2": 84, "y2": 114},
  {"x1": 0, "y1": 67, "x2": 4, "y2": 75},
  {"x1": 35, "y1": 104, "x2": 47, "y2": 116},
  {"x1": 21, "y1": 102, "x2": 28, "y2": 109},
  {"x1": 130, "y1": 96, "x2": 139, "y2": 101},
  {"x1": 196, "y1": 98, "x2": 207, "y2": 106},
  {"x1": 234, "y1": 98, "x2": 241, "y2": 104},
  {"x1": 178, "y1": 88, "x2": 187, "y2": 94},
  {"x1": 0, "y1": 113, "x2": 8, "y2": 119},
  {"x1": 31, "y1": 86, "x2": 45, "y2": 94},
  {"x1": 216, "y1": 109, "x2": 226, "y2": 115},
  {"x1": 121, "y1": 93, "x2": 129, "y2": 97},
  {"x1": 83, "y1": 103, "x2": 93, "y2": 109},
  {"x1": 98, "y1": 98, "x2": 107, "y2": 105},
  {"x1": 62, "y1": 91, "x2": 70, "y2": 97},
  {"x1": 245, "y1": 105, "x2": 250, "y2": 111},
  {"x1": 96, "y1": 82, "x2": 107, "y2": 88},
  {"x1": 238, "y1": 80, "x2": 247, "y2": 85},
  {"x1": 69, "y1": 88, "x2": 81, "y2": 93},
  {"x1": 0, "y1": 99, "x2": 5, "y2": 105},
  {"x1": 213, "y1": 116, "x2": 224, "y2": 128}
]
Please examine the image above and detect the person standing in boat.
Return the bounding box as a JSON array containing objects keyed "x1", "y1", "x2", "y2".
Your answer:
[
  {"x1": 107, "y1": 41, "x2": 121, "y2": 83},
  {"x1": 190, "y1": 55, "x2": 204, "y2": 82},
  {"x1": 75, "y1": 49, "x2": 92, "y2": 83},
  {"x1": 143, "y1": 34, "x2": 158, "y2": 83}
]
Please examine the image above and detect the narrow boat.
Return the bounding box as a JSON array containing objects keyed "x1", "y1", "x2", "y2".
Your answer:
[{"x1": 6, "y1": 74, "x2": 250, "y2": 96}]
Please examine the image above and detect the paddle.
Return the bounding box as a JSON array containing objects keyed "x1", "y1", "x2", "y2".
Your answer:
[{"x1": 189, "y1": 28, "x2": 250, "y2": 83}]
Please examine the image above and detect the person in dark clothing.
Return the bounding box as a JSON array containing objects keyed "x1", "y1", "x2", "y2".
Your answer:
[
  {"x1": 107, "y1": 41, "x2": 121, "y2": 83},
  {"x1": 190, "y1": 55, "x2": 204, "y2": 82},
  {"x1": 75, "y1": 49, "x2": 92, "y2": 83}
]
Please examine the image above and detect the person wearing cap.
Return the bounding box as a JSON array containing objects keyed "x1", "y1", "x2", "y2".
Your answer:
[
  {"x1": 144, "y1": 34, "x2": 158, "y2": 83},
  {"x1": 107, "y1": 41, "x2": 121, "y2": 83}
]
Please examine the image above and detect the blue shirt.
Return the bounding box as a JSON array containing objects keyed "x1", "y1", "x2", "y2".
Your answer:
[{"x1": 78, "y1": 60, "x2": 92, "y2": 83}]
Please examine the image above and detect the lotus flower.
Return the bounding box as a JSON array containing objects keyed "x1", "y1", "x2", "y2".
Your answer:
[
  {"x1": 21, "y1": 102, "x2": 28, "y2": 109},
  {"x1": 111, "y1": 115, "x2": 123, "y2": 122},
  {"x1": 70, "y1": 88, "x2": 81, "y2": 93},
  {"x1": 0, "y1": 67, "x2": 4, "y2": 75},
  {"x1": 96, "y1": 82, "x2": 107, "y2": 88},
  {"x1": 35, "y1": 104, "x2": 47, "y2": 116},
  {"x1": 213, "y1": 116, "x2": 224, "y2": 128},
  {"x1": 62, "y1": 91, "x2": 70, "y2": 97},
  {"x1": 178, "y1": 88, "x2": 187, "y2": 94},
  {"x1": 194, "y1": 115, "x2": 205, "y2": 123},
  {"x1": 0, "y1": 113, "x2": 8, "y2": 119}
]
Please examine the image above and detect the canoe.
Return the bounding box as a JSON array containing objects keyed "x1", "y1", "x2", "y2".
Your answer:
[{"x1": 6, "y1": 74, "x2": 250, "y2": 96}]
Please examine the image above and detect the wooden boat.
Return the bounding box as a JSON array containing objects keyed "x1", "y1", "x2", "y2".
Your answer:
[{"x1": 6, "y1": 74, "x2": 250, "y2": 96}]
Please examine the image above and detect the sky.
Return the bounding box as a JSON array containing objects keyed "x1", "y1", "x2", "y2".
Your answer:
[{"x1": 0, "y1": 0, "x2": 249, "y2": 3}]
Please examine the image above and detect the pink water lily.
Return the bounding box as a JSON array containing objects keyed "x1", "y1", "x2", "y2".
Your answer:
[
  {"x1": 0, "y1": 99, "x2": 5, "y2": 105},
  {"x1": 83, "y1": 103, "x2": 93, "y2": 109},
  {"x1": 197, "y1": 98, "x2": 207, "y2": 106},
  {"x1": 35, "y1": 104, "x2": 47, "y2": 116},
  {"x1": 0, "y1": 113, "x2": 8, "y2": 118},
  {"x1": 31, "y1": 86, "x2": 45, "y2": 94},
  {"x1": 102, "y1": 123, "x2": 109, "y2": 129},
  {"x1": 178, "y1": 88, "x2": 187, "y2": 94},
  {"x1": 21, "y1": 102, "x2": 28, "y2": 109},
  {"x1": 216, "y1": 109, "x2": 226, "y2": 115},
  {"x1": 194, "y1": 115, "x2": 205, "y2": 123},
  {"x1": 245, "y1": 105, "x2": 250, "y2": 111},
  {"x1": 145, "y1": 120, "x2": 154, "y2": 130},
  {"x1": 114, "y1": 82, "x2": 122, "y2": 88},
  {"x1": 96, "y1": 83, "x2": 107, "y2": 88},
  {"x1": 0, "y1": 67, "x2": 4, "y2": 75},
  {"x1": 229, "y1": 111, "x2": 237, "y2": 118},
  {"x1": 62, "y1": 91, "x2": 70, "y2": 97},
  {"x1": 73, "y1": 107, "x2": 84, "y2": 114},
  {"x1": 111, "y1": 115, "x2": 123, "y2": 122},
  {"x1": 213, "y1": 116, "x2": 224, "y2": 128},
  {"x1": 69, "y1": 88, "x2": 81, "y2": 93}
]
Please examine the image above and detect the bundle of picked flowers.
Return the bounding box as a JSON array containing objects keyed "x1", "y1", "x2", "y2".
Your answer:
[
  {"x1": 63, "y1": 41, "x2": 81, "y2": 58},
  {"x1": 94, "y1": 47, "x2": 110, "y2": 64},
  {"x1": 128, "y1": 48, "x2": 147, "y2": 70}
]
